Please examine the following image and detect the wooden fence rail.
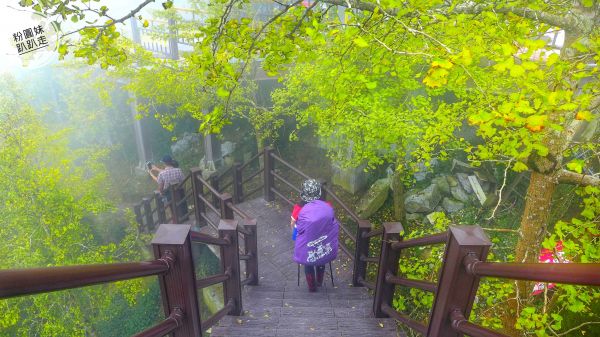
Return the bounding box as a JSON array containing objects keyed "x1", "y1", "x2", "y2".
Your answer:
[
  {"x1": 6, "y1": 148, "x2": 599, "y2": 337},
  {"x1": 373, "y1": 223, "x2": 600, "y2": 337}
]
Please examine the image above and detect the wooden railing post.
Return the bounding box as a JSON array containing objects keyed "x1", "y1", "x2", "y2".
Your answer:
[
  {"x1": 220, "y1": 193, "x2": 235, "y2": 220},
  {"x1": 155, "y1": 191, "x2": 167, "y2": 225},
  {"x1": 218, "y1": 219, "x2": 243, "y2": 316},
  {"x1": 373, "y1": 222, "x2": 403, "y2": 317},
  {"x1": 170, "y1": 187, "x2": 180, "y2": 224},
  {"x1": 427, "y1": 226, "x2": 491, "y2": 337},
  {"x1": 263, "y1": 146, "x2": 274, "y2": 201},
  {"x1": 142, "y1": 198, "x2": 153, "y2": 232},
  {"x1": 243, "y1": 218, "x2": 258, "y2": 285},
  {"x1": 190, "y1": 168, "x2": 204, "y2": 226},
  {"x1": 152, "y1": 224, "x2": 202, "y2": 336},
  {"x1": 134, "y1": 204, "x2": 143, "y2": 227},
  {"x1": 233, "y1": 162, "x2": 243, "y2": 203},
  {"x1": 353, "y1": 220, "x2": 372, "y2": 286},
  {"x1": 210, "y1": 175, "x2": 220, "y2": 208},
  {"x1": 319, "y1": 181, "x2": 328, "y2": 200}
]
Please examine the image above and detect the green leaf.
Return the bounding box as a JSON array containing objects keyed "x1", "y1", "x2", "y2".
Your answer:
[
  {"x1": 162, "y1": 0, "x2": 173, "y2": 10},
  {"x1": 353, "y1": 37, "x2": 369, "y2": 48},
  {"x1": 566, "y1": 159, "x2": 584, "y2": 173},
  {"x1": 513, "y1": 161, "x2": 529, "y2": 172},
  {"x1": 546, "y1": 53, "x2": 560, "y2": 66},
  {"x1": 365, "y1": 81, "x2": 377, "y2": 89},
  {"x1": 216, "y1": 87, "x2": 230, "y2": 97}
]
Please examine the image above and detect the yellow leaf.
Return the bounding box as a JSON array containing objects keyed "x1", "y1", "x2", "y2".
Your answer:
[
  {"x1": 459, "y1": 49, "x2": 472, "y2": 66},
  {"x1": 546, "y1": 53, "x2": 560, "y2": 66},
  {"x1": 526, "y1": 115, "x2": 547, "y2": 127},
  {"x1": 431, "y1": 59, "x2": 453, "y2": 69},
  {"x1": 575, "y1": 110, "x2": 593, "y2": 121},
  {"x1": 509, "y1": 65, "x2": 525, "y2": 77},
  {"x1": 143, "y1": 20, "x2": 149, "y2": 28}
]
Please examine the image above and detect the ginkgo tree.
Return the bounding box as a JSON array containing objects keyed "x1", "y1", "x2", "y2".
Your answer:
[
  {"x1": 18, "y1": 0, "x2": 600, "y2": 335},
  {"x1": 0, "y1": 75, "x2": 150, "y2": 336}
]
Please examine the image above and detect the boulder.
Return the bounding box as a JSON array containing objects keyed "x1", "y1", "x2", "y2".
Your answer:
[
  {"x1": 332, "y1": 162, "x2": 371, "y2": 194},
  {"x1": 171, "y1": 132, "x2": 203, "y2": 168},
  {"x1": 451, "y1": 159, "x2": 476, "y2": 174},
  {"x1": 404, "y1": 184, "x2": 442, "y2": 213},
  {"x1": 442, "y1": 197, "x2": 465, "y2": 213},
  {"x1": 446, "y1": 175, "x2": 459, "y2": 187},
  {"x1": 481, "y1": 181, "x2": 491, "y2": 193},
  {"x1": 357, "y1": 178, "x2": 390, "y2": 218},
  {"x1": 406, "y1": 212, "x2": 425, "y2": 223},
  {"x1": 450, "y1": 185, "x2": 470, "y2": 203},
  {"x1": 456, "y1": 173, "x2": 474, "y2": 193},
  {"x1": 483, "y1": 192, "x2": 500, "y2": 209},
  {"x1": 426, "y1": 211, "x2": 445, "y2": 224},
  {"x1": 432, "y1": 175, "x2": 450, "y2": 195}
]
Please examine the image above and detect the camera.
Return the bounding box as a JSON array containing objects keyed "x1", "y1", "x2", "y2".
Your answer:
[{"x1": 146, "y1": 161, "x2": 153, "y2": 170}]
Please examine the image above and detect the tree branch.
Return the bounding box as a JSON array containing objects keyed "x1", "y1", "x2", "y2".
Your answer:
[
  {"x1": 556, "y1": 321, "x2": 600, "y2": 336},
  {"x1": 223, "y1": 0, "x2": 303, "y2": 112},
  {"x1": 557, "y1": 169, "x2": 600, "y2": 186},
  {"x1": 319, "y1": 0, "x2": 581, "y2": 32},
  {"x1": 453, "y1": 3, "x2": 579, "y2": 32}
]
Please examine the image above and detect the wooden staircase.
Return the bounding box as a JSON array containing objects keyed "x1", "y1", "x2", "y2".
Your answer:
[{"x1": 209, "y1": 198, "x2": 401, "y2": 337}]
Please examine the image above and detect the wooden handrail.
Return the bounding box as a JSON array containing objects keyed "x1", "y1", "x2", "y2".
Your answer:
[
  {"x1": 133, "y1": 308, "x2": 183, "y2": 337},
  {"x1": 0, "y1": 256, "x2": 172, "y2": 299},
  {"x1": 197, "y1": 193, "x2": 220, "y2": 215},
  {"x1": 238, "y1": 151, "x2": 263, "y2": 171},
  {"x1": 271, "y1": 170, "x2": 302, "y2": 194},
  {"x1": 270, "y1": 153, "x2": 312, "y2": 180},
  {"x1": 241, "y1": 167, "x2": 263, "y2": 185},
  {"x1": 322, "y1": 186, "x2": 361, "y2": 223},
  {"x1": 225, "y1": 201, "x2": 252, "y2": 220},
  {"x1": 362, "y1": 227, "x2": 383, "y2": 239},
  {"x1": 196, "y1": 272, "x2": 230, "y2": 289},
  {"x1": 464, "y1": 253, "x2": 600, "y2": 286},
  {"x1": 215, "y1": 165, "x2": 234, "y2": 181},
  {"x1": 385, "y1": 272, "x2": 437, "y2": 293},
  {"x1": 381, "y1": 303, "x2": 428, "y2": 335},
  {"x1": 190, "y1": 231, "x2": 230, "y2": 246},
  {"x1": 195, "y1": 174, "x2": 222, "y2": 197},
  {"x1": 202, "y1": 299, "x2": 235, "y2": 331},
  {"x1": 391, "y1": 232, "x2": 448, "y2": 250},
  {"x1": 271, "y1": 187, "x2": 293, "y2": 206},
  {"x1": 450, "y1": 309, "x2": 507, "y2": 337}
]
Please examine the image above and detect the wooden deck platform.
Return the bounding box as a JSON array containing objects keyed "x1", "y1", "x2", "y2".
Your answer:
[{"x1": 208, "y1": 198, "x2": 401, "y2": 337}]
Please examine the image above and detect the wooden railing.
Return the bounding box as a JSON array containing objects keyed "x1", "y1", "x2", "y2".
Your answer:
[
  {"x1": 373, "y1": 223, "x2": 600, "y2": 336},
  {"x1": 0, "y1": 220, "x2": 257, "y2": 337},
  {"x1": 1, "y1": 224, "x2": 202, "y2": 337},
  {"x1": 4, "y1": 147, "x2": 600, "y2": 337},
  {"x1": 133, "y1": 175, "x2": 194, "y2": 233},
  {"x1": 257, "y1": 146, "x2": 380, "y2": 288}
]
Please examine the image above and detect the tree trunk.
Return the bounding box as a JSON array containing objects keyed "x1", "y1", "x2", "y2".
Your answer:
[
  {"x1": 391, "y1": 170, "x2": 405, "y2": 221},
  {"x1": 500, "y1": 171, "x2": 557, "y2": 334}
]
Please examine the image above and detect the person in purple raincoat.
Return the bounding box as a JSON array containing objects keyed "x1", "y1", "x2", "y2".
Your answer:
[{"x1": 293, "y1": 179, "x2": 339, "y2": 292}]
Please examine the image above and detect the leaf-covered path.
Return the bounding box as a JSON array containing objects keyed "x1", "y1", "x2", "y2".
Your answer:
[{"x1": 209, "y1": 198, "x2": 402, "y2": 337}]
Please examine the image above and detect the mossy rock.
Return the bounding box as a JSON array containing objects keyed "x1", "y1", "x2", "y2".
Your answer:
[{"x1": 357, "y1": 178, "x2": 390, "y2": 218}]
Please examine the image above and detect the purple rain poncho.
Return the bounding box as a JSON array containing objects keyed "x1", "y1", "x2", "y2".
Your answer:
[{"x1": 293, "y1": 200, "x2": 339, "y2": 266}]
